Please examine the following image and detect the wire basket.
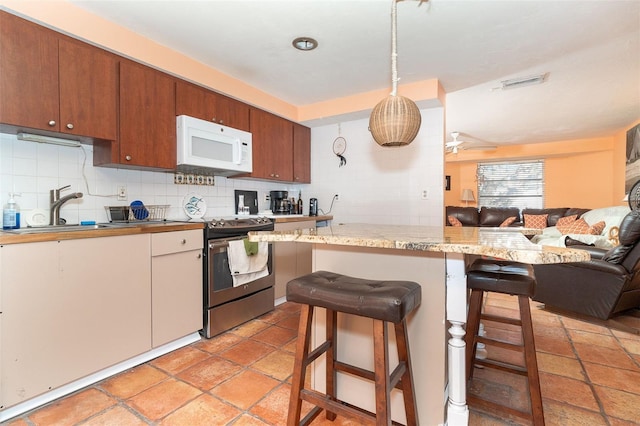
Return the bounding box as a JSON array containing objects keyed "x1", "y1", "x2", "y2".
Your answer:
[{"x1": 105, "y1": 205, "x2": 169, "y2": 222}]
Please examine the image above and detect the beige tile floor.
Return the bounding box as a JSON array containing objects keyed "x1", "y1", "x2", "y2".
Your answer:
[{"x1": 5, "y1": 295, "x2": 640, "y2": 426}]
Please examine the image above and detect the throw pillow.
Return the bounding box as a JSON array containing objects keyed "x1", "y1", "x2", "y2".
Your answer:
[
  {"x1": 499, "y1": 216, "x2": 517, "y2": 227},
  {"x1": 524, "y1": 214, "x2": 548, "y2": 229},
  {"x1": 590, "y1": 220, "x2": 606, "y2": 235},
  {"x1": 557, "y1": 218, "x2": 605, "y2": 235},
  {"x1": 448, "y1": 215, "x2": 462, "y2": 227},
  {"x1": 556, "y1": 215, "x2": 577, "y2": 228}
]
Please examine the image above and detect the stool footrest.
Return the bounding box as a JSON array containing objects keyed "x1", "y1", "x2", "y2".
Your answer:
[
  {"x1": 478, "y1": 335, "x2": 525, "y2": 353},
  {"x1": 299, "y1": 406, "x2": 323, "y2": 426},
  {"x1": 467, "y1": 394, "x2": 534, "y2": 423},
  {"x1": 481, "y1": 313, "x2": 523, "y2": 327},
  {"x1": 305, "y1": 340, "x2": 331, "y2": 367},
  {"x1": 301, "y1": 389, "x2": 374, "y2": 424},
  {"x1": 334, "y1": 360, "x2": 407, "y2": 391},
  {"x1": 475, "y1": 358, "x2": 528, "y2": 376}
]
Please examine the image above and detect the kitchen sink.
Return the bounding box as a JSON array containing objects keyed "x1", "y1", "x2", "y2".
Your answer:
[{"x1": 3, "y1": 224, "x2": 113, "y2": 234}]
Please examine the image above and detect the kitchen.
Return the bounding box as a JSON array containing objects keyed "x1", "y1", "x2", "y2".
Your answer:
[
  {"x1": 0, "y1": 3, "x2": 444, "y2": 423},
  {"x1": 2, "y1": 1, "x2": 636, "y2": 425}
]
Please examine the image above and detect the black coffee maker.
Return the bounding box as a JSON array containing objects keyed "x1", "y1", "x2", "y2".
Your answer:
[{"x1": 270, "y1": 190, "x2": 289, "y2": 214}]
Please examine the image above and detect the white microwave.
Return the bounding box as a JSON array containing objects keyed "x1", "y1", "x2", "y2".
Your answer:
[{"x1": 176, "y1": 115, "x2": 252, "y2": 176}]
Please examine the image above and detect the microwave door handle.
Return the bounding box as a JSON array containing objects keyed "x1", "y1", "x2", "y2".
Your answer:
[{"x1": 235, "y1": 139, "x2": 242, "y2": 165}]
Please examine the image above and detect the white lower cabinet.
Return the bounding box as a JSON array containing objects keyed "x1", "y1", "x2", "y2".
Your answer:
[
  {"x1": 151, "y1": 230, "x2": 203, "y2": 347},
  {"x1": 273, "y1": 220, "x2": 316, "y2": 299},
  {"x1": 0, "y1": 229, "x2": 204, "y2": 412},
  {"x1": 0, "y1": 235, "x2": 151, "y2": 409}
]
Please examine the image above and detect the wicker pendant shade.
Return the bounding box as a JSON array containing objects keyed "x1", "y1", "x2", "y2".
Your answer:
[
  {"x1": 370, "y1": 0, "x2": 423, "y2": 147},
  {"x1": 370, "y1": 94, "x2": 421, "y2": 146}
]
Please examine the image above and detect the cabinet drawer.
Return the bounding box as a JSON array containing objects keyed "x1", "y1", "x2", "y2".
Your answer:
[{"x1": 152, "y1": 229, "x2": 202, "y2": 256}]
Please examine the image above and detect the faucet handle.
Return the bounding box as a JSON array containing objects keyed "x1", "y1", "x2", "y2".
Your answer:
[{"x1": 57, "y1": 184, "x2": 71, "y2": 192}]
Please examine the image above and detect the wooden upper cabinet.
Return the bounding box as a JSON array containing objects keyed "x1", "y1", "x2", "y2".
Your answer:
[
  {"x1": 176, "y1": 81, "x2": 250, "y2": 131},
  {"x1": 58, "y1": 39, "x2": 117, "y2": 140},
  {"x1": 119, "y1": 61, "x2": 176, "y2": 169},
  {"x1": 0, "y1": 11, "x2": 59, "y2": 131},
  {"x1": 0, "y1": 11, "x2": 117, "y2": 140},
  {"x1": 293, "y1": 123, "x2": 311, "y2": 183},
  {"x1": 249, "y1": 108, "x2": 293, "y2": 181}
]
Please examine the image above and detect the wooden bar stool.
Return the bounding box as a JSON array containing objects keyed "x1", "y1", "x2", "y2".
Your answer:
[
  {"x1": 465, "y1": 258, "x2": 545, "y2": 426},
  {"x1": 286, "y1": 270, "x2": 421, "y2": 426}
]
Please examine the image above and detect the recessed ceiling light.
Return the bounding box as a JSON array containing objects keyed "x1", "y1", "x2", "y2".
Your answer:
[{"x1": 292, "y1": 37, "x2": 318, "y2": 51}]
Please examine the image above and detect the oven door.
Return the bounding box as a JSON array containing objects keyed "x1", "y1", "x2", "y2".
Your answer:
[{"x1": 207, "y1": 236, "x2": 274, "y2": 307}]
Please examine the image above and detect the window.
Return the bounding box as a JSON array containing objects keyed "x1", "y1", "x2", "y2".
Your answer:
[{"x1": 476, "y1": 160, "x2": 544, "y2": 209}]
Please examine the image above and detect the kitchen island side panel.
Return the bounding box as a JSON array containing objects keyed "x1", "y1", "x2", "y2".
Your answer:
[{"x1": 310, "y1": 244, "x2": 447, "y2": 426}]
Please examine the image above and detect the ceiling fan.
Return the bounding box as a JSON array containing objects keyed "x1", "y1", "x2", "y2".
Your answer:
[{"x1": 445, "y1": 132, "x2": 497, "y2": 154}]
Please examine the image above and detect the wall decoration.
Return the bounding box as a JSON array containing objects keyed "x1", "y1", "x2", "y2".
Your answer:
[
  {"x1": 445, "y1": 175, "x2": 451, "y2": 191},
  {"x1": 625, "y1": 123, "x2": 640, "y2": 192}
]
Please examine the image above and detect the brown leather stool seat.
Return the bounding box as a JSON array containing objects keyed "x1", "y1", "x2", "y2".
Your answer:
[
  {"x1": 286, "y1": 270, "x2": 421, "y2": 426},
  {"x1": 465, "y1": 258, "x2": 544, "y2": 425}
]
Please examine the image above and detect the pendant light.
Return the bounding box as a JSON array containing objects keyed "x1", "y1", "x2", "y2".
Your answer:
[{"x1": 369, "y1": 0, "x2": 423, "y2": 147}]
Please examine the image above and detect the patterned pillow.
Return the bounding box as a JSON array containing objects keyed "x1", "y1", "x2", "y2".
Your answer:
[
  {"x1": 448, "y1": 215, "x2": 462, "y2": 227},
  {"x1": 557, "y1": 218, "x2": 605, "y2": 235},
  {"x1": 524, "y1": 214, "x2": 548, "y2": 229},
  {"x1": 499, "y1": 216, "x2": 516, "y2": 227},
  {"x1": 556, "y1": 215, "x2": 577, "y2": 228}
]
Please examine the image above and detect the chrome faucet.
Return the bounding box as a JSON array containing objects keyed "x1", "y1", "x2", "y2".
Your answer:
[{"x1": 50, "y1": 185, "x2": 83, "y2": 225}]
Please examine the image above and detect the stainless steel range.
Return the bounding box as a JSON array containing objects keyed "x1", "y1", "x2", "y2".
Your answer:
[{"x1": 202, "y1": 217, "x2": 275, "y2": 338}]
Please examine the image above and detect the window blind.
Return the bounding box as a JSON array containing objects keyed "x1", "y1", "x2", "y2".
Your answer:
[{"x1": 476, "y1": 160, "x2": 544, "y2": 209}]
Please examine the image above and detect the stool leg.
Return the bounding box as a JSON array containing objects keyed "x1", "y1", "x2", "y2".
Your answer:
[
  {"x1": 288, "y1": 304, "x2": 314, "y2": 426},
  {"x1": 465, "y1": 289, "x2": 484, "y2": 381},
  {"x1": 373, "y1": 319, "x2": 391, "y2": 426},
  {"x1": 518, "y1": 295, "x2": 545, "y2": 426},
  {"x1": 325, "y1": 309, "x2": 337, "y2": 421},
  {"x1": 395, "y1": 320, "x2": 418, "y2": 426}
]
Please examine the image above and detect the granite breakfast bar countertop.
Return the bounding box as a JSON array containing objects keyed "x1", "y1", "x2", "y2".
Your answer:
[
  {"x1": 248, "y1": 222, "x2": 591, "y2": 264},
  {"x1": 248, "y1": 222, "x2": 591, "y2": 425}
]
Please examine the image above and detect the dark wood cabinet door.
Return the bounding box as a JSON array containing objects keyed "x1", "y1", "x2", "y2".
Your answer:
[
  {"x1": 58, "y1": 39, "x2": 117, "y2": 140},
  {"x1": 293, "y1": 123, "x2": 311, "y2": 183},
  {"x1": 119, "y1": 61, "x2": 176, "y2": 169},
  {"x1": 176, "y1": 81, "x2": 250, "y2": 132},
  {"x1": 216, "y1": 94, "x2": 250, "y2": 131},
  {"x1": 249, "y1": 108, "x2": 293, "y2": 181},
  {"x1": 0, "y1": 11, "x2": 59, "y2": 131}
]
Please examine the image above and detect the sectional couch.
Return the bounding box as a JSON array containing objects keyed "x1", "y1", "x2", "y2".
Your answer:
[{"x1": 445, "y1": 206, "x2": 591, "y2": 228}]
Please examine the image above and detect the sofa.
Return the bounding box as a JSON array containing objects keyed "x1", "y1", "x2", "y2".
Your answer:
[
  {"x1": 532, "y1": 209, "x2": 640, "y2": 320},
  {"x1": 445, "y1": 206, "x2": 591, "y2": 228}
]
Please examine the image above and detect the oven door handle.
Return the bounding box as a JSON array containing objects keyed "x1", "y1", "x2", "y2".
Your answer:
[{"x1": 208, "y1": 236, "x2": 246, "y2": 251}]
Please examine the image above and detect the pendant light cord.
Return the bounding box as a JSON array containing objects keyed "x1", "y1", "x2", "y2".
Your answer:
[{"x1": 391, "y1": 0, "x2": 398, "y2": 96}]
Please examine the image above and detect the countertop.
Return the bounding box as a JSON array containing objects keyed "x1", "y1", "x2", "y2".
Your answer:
[
  {"x1": 0, "y1": 215, "x2": 332, "y2": 245},
  {"x1": 0, "y1": 222, "x2": 205, "y2": 245},
  {"x1": 248, "y1": 222, "x2": 591, "y2": 264}
]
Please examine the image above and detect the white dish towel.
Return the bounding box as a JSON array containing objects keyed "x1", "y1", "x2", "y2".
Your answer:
[{"x1": 227, "y1": 240, "x2": 269, "y2": 287}]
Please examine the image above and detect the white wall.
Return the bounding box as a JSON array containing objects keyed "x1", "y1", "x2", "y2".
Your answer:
[
  {"x1": 0, "y1": 106, "x2": 444, "y2": 227},
  {"x1": 305, "y1": 107, "x2": 445, "y2": 225}
]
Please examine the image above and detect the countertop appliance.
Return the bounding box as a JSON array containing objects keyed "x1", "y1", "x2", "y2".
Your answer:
[
  {"x1": 270, "y1": 190, "x2": 289, "y2": 214},
  {"x1": 202, "y1": 216, "x2": 275, "y2": 338},
  {"x1": 176, "y1": 115, "x2": 252, "y2": 176},
  {"x1": 309, "y1": 198, "x2": 318, "y2": 216}
]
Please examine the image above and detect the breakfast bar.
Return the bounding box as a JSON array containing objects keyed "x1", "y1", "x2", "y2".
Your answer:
[{"x1": 249, "y1": 223, "x2": 590, "y2": 425}]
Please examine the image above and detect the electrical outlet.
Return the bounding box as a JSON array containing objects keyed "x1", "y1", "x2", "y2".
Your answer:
[{"x1": 117, "y1": 185, "x2": 127, "y2": 201}]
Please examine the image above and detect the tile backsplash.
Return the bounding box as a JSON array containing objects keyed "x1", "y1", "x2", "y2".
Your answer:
[{"x1": 0, "y1": 132, "x2": 301, "y2": 226}]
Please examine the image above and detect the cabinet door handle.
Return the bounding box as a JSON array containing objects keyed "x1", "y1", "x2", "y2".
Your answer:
[
  {"x1": 197, "y1": 253, "x2": 202, "y2": 259},
  {"x1": 219, "y1": 120, "x2": 224, "y2": 125},
  {"x1": 48, "y1": 120, "x2": 56, "y2": 127},
  {"x1": 66, "y1": 123, "x2": 74, "y2": 130},
  {"x1": 125, "y1": 155, "x2": 132, "y2": 161},
  {"x1": 181, "y1": 239, "x2": 186, "y2": 244}
]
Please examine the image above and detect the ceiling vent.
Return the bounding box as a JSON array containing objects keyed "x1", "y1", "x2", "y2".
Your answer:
[{"x1": 500, "y1": 73, "x2": 548, "y2": 90}]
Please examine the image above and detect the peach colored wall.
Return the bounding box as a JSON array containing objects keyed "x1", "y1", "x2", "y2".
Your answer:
[{"x1": 444, "y1": 133, "x2": 635, "y2": 209}]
